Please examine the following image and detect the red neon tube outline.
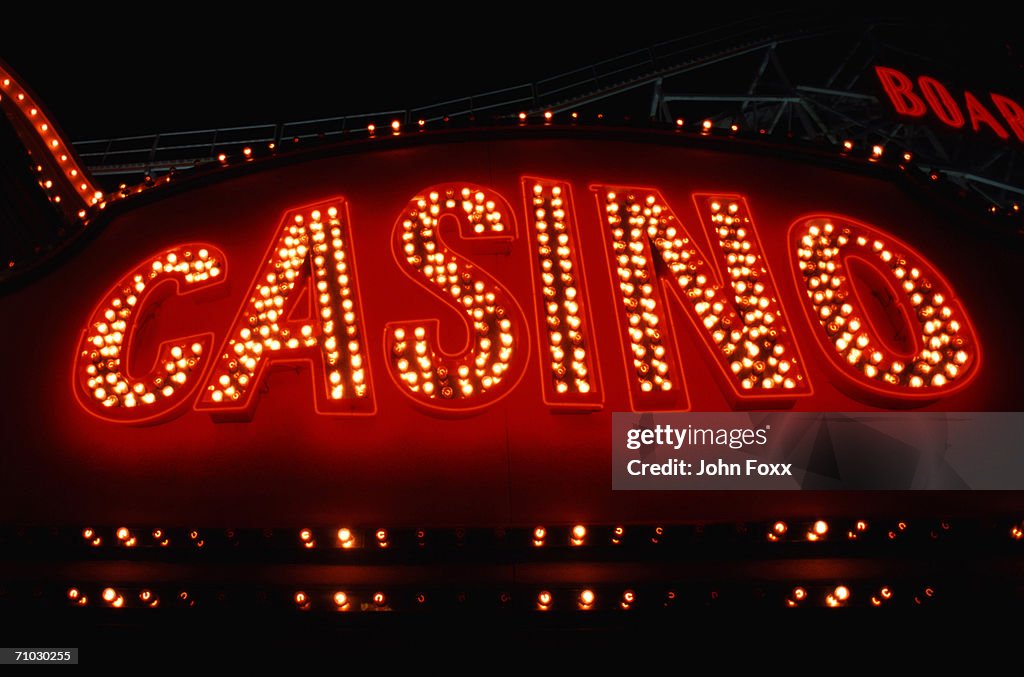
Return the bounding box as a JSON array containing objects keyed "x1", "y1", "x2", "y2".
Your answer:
[
  {"x1": 788, "y1": 214, "x2": 982, "y2": 403},
  {"x1": 384, "y1": 183, "x2": 531, "y2": 415},
  {"x1": 194, "y1": 198, "x2": 377, "y2": 419},
  {"x1": 522, "y1": 177, "x2": 604, "y2": 412},
  {"x1": 72, "y1": 243, "x2": 227, "y2": 424}
]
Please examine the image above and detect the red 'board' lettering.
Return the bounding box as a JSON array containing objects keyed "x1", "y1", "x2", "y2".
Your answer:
[{"x1": 875, "y1": 65, "x2": 1023, "y2": 143}]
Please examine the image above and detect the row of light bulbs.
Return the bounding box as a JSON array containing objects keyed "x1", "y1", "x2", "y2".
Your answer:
[
  {"x1": 62, "y1": 518, "x2": 1024, "y2": 550},
  {"x1": 3, "y1": 60, "x2": 1017, "y2": 282},
  {"x1": 61, "y1": 582, "x2": 933, "y2": 611},
  {"x1": 528, "y1": 182, "x2": 595, "y2": 397}
]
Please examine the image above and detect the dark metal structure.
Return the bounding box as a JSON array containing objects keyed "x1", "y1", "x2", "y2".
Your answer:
[{"x1": 72, "y1": 19, "x2": 1024, "y2": 211}]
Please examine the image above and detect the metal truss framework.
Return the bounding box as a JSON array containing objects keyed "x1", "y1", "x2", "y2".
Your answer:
[{"x1": 72, "y1": 19, "x2": 1023, "y2": 210}]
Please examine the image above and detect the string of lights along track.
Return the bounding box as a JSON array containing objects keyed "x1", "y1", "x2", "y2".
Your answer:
[
  {"x1": 0, "y1": 517, "x2": 1018, "y2": 613},
  {"x1": 50, "y1": 581, "x2": 945, "y2": 612},
  {"x1": 2, "y1": 517, "x2": 1020, "y2": 552},
  {"x1": 93, "y1": 111, "x2": 1020, "y2": 220},
  {"x1": 3, "y1": 56, "x2": 1020, "y2": 281}
]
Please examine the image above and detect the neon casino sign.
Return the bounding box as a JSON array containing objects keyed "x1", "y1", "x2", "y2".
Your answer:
[{"x1": 73, "y1": 179, "x2": 981, "y2": 423}]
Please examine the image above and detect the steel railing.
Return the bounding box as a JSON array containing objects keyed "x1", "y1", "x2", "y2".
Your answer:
[{"x1": 72, "y1": 15, "x2": 839, "y2": 176}]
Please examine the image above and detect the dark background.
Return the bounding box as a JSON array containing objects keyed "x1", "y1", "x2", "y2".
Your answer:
[{"x1": 3, "y1": 8, "x2": 1023, "y2": 141}]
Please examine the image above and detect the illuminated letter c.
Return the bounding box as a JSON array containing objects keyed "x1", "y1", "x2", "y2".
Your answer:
[{"x1": 73, "y1": 244, "x2": 226, "y2": 424}]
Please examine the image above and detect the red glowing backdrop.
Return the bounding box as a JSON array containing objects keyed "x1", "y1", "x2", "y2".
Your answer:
[{"x1": 1, "y1": 133, "x2": 1021, "y2": 526}]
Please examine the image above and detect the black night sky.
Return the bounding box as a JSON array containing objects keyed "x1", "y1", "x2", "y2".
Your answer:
[
  {"x1": 3, "y1": 14, "x2": 689, "y2": 139},
  {"x1": 4, "y1": 8, "x2": 1021, "y2": 142}
]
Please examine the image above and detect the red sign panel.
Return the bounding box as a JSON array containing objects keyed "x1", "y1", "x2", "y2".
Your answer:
[{"x1": 1, "y1": 136, "x2": 1019, "y2": 526}]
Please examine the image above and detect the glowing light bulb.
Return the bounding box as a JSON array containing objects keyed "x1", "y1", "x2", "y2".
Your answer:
[
  {"x1": 571, "y1": 524, "x2": 586, "y2": 545},
  {"x1": 806, "y1": 520, "x2": 829, "y2": 541},
  {"x1": 786, "y1": 587, "x2": 807, "y2": 607},
  {"x1": 826, "y1": 585, "x2": 851, "y2": 607}
]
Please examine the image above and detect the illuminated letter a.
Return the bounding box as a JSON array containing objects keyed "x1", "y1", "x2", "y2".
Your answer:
[{"x1": 196, "y1": 199, "x2": 375, "y2": 419}]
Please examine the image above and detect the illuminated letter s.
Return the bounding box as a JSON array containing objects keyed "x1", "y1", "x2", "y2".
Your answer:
[{"x1": 385, "y1": 184, "x2": 529, "y2": 414}]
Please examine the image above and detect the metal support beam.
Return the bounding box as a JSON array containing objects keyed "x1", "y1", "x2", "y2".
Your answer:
[
  {"x1": 68, "y1": 19, "x2": 1024, "y2": 214},
  {"x1": 663, "y1": 95, "x2": 800, "y2": 103},
  {"x1": 650, "y1": 78, "x2": 664, "y2": 120}
]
